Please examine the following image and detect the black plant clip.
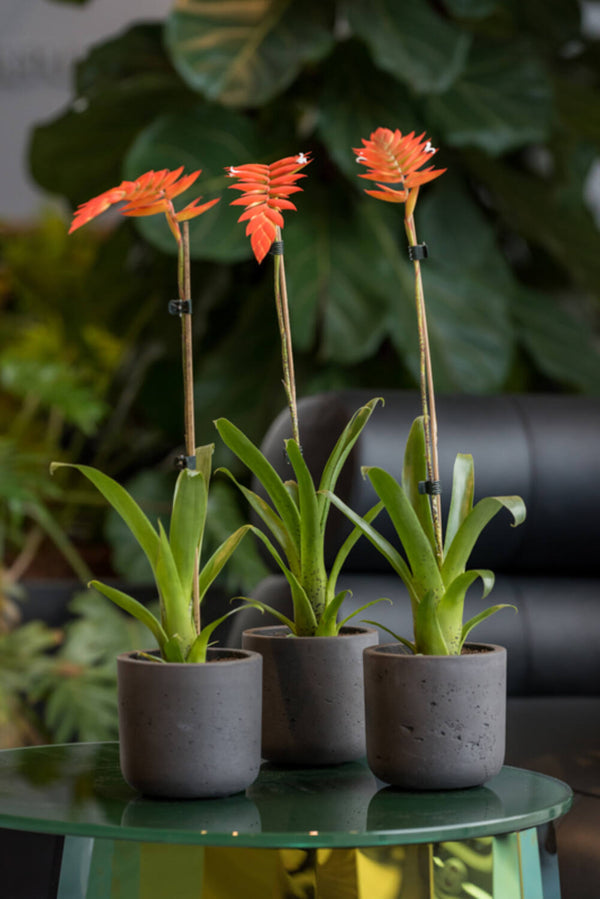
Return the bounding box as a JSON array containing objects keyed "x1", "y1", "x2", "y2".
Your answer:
[
  {"x1": 269, "y1": 240, "x2": 284, "y2": 256},
  {"x1": 408, "y1": 243, "x2": 429, "y2": 262},
  {"x1": 174, "y1": 454, "x2": 197, "y2": 471},
  {"x1": 168, "y1": 299, "x2": 192, "y2": 316},
  {"x1": 418, "y1": 479, "x2": 442, "y2": 496}
]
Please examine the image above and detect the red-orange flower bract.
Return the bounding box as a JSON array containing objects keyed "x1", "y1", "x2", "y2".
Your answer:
[
  {"x1": 68, "y1": 167, "x2": 219, "y2": 241},
  {"x1": 353, "y1": 128, "x2": 445, "y2": 203},
  {"x1": 226, "y1": 154, "x2": 311, "y2": 263}
]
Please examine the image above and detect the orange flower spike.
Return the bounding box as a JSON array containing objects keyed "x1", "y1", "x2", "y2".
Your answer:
[
  {"x1": 227, "y1": 153, "x2": 311, "y2": 263},
  {"x1": 68, "y1": 168, "x2": 218, "y2": 240},
  {"x1": 354, "y1": 128, "x2": 445, "y2": 205}
]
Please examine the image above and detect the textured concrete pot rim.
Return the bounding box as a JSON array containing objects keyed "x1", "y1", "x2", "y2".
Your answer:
[
  {"x1": 117, "y1": 647, "x2": 260, "y2": 668},
  {"x1": 243, "y1": 624, "x2": 378, "y2": 641},
  {"x1": 364, "y1": 642, "x2": 505, "y2": 660}
]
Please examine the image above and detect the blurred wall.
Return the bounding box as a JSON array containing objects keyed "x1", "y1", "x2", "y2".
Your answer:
[{"x1": 0, "y1": 0, "x2": 172, "y2": 221}]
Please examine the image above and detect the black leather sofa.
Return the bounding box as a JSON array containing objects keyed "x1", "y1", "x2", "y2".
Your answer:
[{"x1": 228, "y1": 389, "x2": 600, "y2": 899}]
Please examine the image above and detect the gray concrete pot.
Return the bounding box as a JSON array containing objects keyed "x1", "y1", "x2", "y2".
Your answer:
[
  {"x1": 117, "y1": 648, "x2": 262, "y2": 799},
  {"x1": 241, "y1": 625, "x2": 379, "y2": 766},
  {"x1": 363, "y1": 642, "x2": 507, "y2": 790}
]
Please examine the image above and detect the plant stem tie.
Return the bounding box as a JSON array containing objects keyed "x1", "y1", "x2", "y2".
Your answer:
[
  {"x1": 168, "y1": 299, "x2": 192, "y2": 315},
  {"x1": 418, "y1": 479, "x2": 442, "y2": 495},
  {"x1": 408, "y1": 243, "x2": 428, "y2": 261},
  {"x1": 269, "y1": 240, "x2": 284, "y2": 256},
  {"x1": 174, "y1": 454, "x2": 197, "y2": 471}
]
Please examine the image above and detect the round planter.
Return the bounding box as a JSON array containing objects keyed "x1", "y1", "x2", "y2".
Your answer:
[
  {"x1": 363, "y1": 642, "x2": 506, "y2": 790},
  {"x1": 117, "y1": 648, "x2": 262, "y2": 799},
  {"x1": 241, "y1": 625, "x2": 378, "y2": 766}
]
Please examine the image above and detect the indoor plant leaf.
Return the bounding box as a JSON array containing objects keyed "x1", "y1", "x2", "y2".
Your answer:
[
  {"x1": 425, "y1": 38, "x2": 553, "y2": 154},
  {"x1": 169, "y1": 455, "x2": 210, "y2": 604},
  {"x1": 124, "y1": 106, "x2": 268, "y2": 262},
  {"x1": 50, "y1": 462, "x2": 159, "y2": 570},
  {"x1": 348, "y1": 0, "x2": 470, "y2": 95},
  {"x1": 215, "y1": 417, "x2": 301, "y2": 549},
  {"x1": 364, "y1": 467, "x2": 444, "y2": 599},
  {"x1": 444, "y1": 453, "x2": 475, "y2": 555},
  {"x1": 442, "y1": 495, "x2": 527, "y2": 586},
  {"x1": 165, "y1": 0, "x2": 335, "y2": 107},
  {"x1": 435, "y1": 569, "x2": 495, "y2": 653},
  {"x1": 197, "y1": 525, "x2": 252, "y2": 604},
  {"x1": 402, "y1": 416, "x2": 436, "y2": 553},
  {"x1": 155, "y1": 522, "x2": 195, "y2": 650},
  {"x1": 89, "y1": 580, "x2": 168, "y2": 653}
]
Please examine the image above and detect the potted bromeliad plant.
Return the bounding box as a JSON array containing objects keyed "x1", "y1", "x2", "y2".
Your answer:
[
  {"x1": 328, "y1": 128, "x2": 527, "y2": 789},
  {"x1": 52, "y1": 169, "x2": 262, "y2": 799},
  {"x1": 214, "y1": 154, "x2": 383, "y2": 765}
]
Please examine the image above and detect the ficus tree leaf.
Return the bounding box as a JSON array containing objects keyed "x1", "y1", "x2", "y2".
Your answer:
[
  {"x1": 425, "y1": 39, "x2": 553, "y2": 155},
  {"x1": 165, "y1": 0, "x2": 334, "y2": 107},
  {"x1": 124, "y1": 106, "x2": 268, "y2": 262},
  {"x1": 348, "y1": 0, "x2": 470, "y2": 95}
]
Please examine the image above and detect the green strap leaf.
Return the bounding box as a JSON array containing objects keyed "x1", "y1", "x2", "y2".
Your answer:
[
  {"x1": 285, "y1": 439, "x2": 327, "y2": 618},
  {"x1": 326, "y1": 491, "x2": 415, "y2": 593},
  {"x1": 460, "y1": 604, "x2": 516, "y2": 651},
  {"x1": 317, "y1": 397, "x2": 383, "y2": 529},
  {"x1": 436, "y1": 569, "x2": 494, "y2": 654},
  {"x1": 402, "y1": 417, "x2": 436, "y2": 554},
  {"x1": 366, "y1": 467, "x2": 445, "y2": 599},
  {"x1": 248, "y1": 525, "x2": 317, "y2": 635},
  {"x1": 414, "y1": 591, "x2": 450, "y2": 655},
  {"x1": 326, "y1": 500, "x2": 384, "y2": 605},
  {"x1": 216, "y1": 467, "x2": 300, "y2": 575},
  {"x1": 156, "y1": 521, "x2": 195, "y2": 651},
  {"x1": 362, "y1": 619, "x2": 415, "y2": 653},
  {"x1": 444, "y1": 453, "x2": 475, "y2": 556},
  {"x1": 186, "y1": 607, "x2": 247, "y2": 663},
  {"x1": 197, "y1": 525, "x2": 252, "y2": 604},
  {"x1": 338, "y1": 597, "x2": 392, "y2": 631},
  {"x1": 51, "y1": 462, "x2": 159, "y2": 572},
  {"x1": 170, "y1": 461, "x2": 209, "y2": 603},
  {"x1": 239, "y1": 597, "x2": 295, "y2": 633},
  {"x1": 442, "y1": 494, "x2": 526, "y2": 585},
  {"x1": 315, "y1": 590, "x2": 351, "y2": 636},
  {"x1": 89, "y1": 579, "x2": 167, "y2": 653},
  {"x1": 215, "y1": 417, "x2": 301, "y2": 554},
  {"x1": 163, "y1": 635, "x2": 186, "y2": 663}
]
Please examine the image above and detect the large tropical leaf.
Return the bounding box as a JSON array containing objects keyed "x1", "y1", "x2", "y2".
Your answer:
[
  {"x1": 123, "y1": 106, "x2": 268, "y2": 261},
  {"x1": 348, "y1": 0, "x2": 470, "y2": 95},
  {"x1": 316, "y1": 41, "x2": 424, "y2": 180},
  {"x1": 165, "y1": 0, "x2": 334, "y2": 107},
  {"x1": 29, "y1": 25, "x2": 194, "y2": 207},
  {"x1": 425, "y1": 39, "x2": 553, "y2": 155}
]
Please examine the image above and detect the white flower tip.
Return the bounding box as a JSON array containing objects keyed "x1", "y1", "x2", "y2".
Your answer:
[
  {"x1": 356, "y1": 155, "x2": 367, "y2": 163},
  {"x1": 296, "y1": 152, "x2": 309, "y2": 164},
  {"x1": 227, "y1": 167, "x2": 240, "y2": 177},
  {"x1": 424, "y1": 142, "x2": 436, "y2": 154}
]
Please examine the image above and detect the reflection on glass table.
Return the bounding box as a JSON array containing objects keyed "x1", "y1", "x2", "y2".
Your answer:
[{"x1": 0, "y1": 742, "x2": 572, "y2": 898}]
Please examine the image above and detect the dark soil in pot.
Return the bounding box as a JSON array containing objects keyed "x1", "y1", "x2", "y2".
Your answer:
[
  {"x1": 364, "y1": 642, "x2": 507, "y2": 790},
  {"x1": 117, "y1": 647, "x2": 262, "y2": 799},
  {"x1": 241, "y1": 625, "x2": 378, "y2": 766}
]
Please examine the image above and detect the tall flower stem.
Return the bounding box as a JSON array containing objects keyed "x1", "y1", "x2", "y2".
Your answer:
[
  {"x1": 404, "y1": 212, "x2": 443, "y2": 563},
  {"x1": 177, "y1": 222, "x2": 201, "y2": 631},
  {"x1": 273, "y1": 226, "x2": 300, "y2": 445}
]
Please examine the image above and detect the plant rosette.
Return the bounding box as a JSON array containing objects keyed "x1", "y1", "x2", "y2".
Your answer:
[{"x1": 54, "y1": 169, "x2": 262, "y2": 798}]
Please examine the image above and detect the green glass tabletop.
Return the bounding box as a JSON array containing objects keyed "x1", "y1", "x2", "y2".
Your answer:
[{"x1": 0, "y1": 743, "x2": 572, "y2": 849}]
